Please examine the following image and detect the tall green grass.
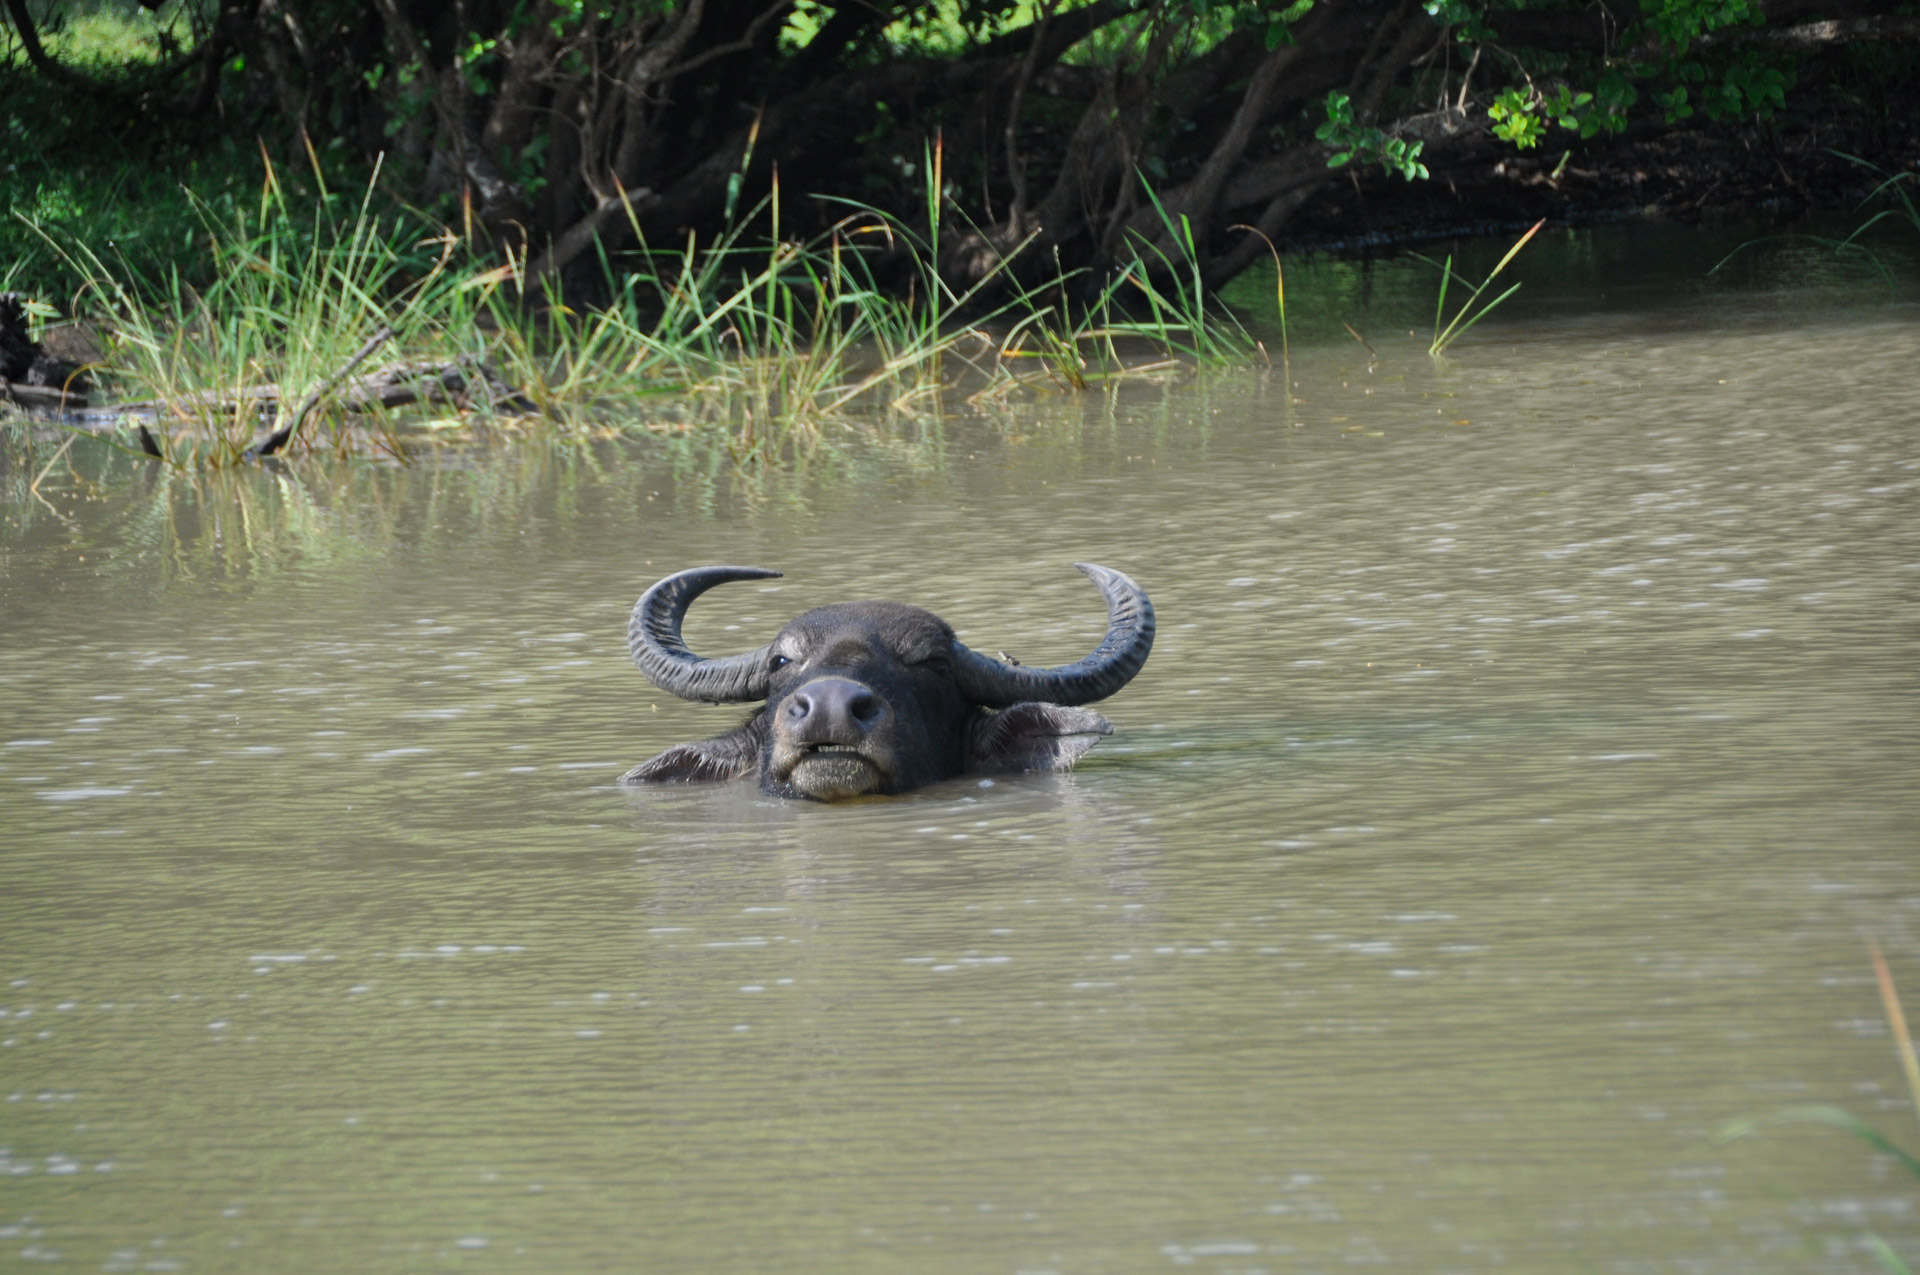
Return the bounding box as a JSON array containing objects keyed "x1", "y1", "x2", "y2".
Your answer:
[
  {"x1": 1414, "y1": 219, "x2": 1543, "y2": 357},
  {"x1": 968, "y1": 172, "x2": 1262, "y2": 398},
  {"x1": 1, "y1": 0, "x2": 304, "y2": 300},
  {"x1": 0, "y1": 0, "x2": 194, "y2": 73},
  {"x1": 1709, "y1": 155, "x2": 1920, "y2": 292},
  {"x1": 11, "y1": 145, "x2": 1256, "y2": 467},
  {"x1": 24, "y1": 149, "x2": 472, "y2": 465}
]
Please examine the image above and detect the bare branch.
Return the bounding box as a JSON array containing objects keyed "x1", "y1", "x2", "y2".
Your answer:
[
  {"x1": 370, "y1": 0, "x2": 532, "y2": 236},
  {"x1": 1702, "y1": 12, "x2": 1920, "y2": 49},
  {"x1": 612, "y1": 0, "x2": 716, "y2": 182},
  {"x1": 250, "y1": 326, "x2": 395, "y2": 457},
  {"x1": 1154, "y1": 40, "x2": 1305, "y2": 246},
  {"x1": 1003, "y1": 0, "x2": 1059, "y2": 227},
  {"x1": 1206, "y1": 168, "x2": 1327, "y2": 289},
  {"x1": 528, "y1": 186, "x2": 660, "y2": 285},
  {"x1": 661, "y1": 0, "x2": 797, "y2": 80}
]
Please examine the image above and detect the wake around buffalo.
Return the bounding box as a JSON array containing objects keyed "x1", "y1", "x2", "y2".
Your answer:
[{"x1": 623, "y1": 564, "x2": 1156, "y2": 802}]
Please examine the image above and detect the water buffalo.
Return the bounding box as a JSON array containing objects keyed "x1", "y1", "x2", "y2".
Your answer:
[{"x1": 622, "y1": 563, "x2": 1155, "y2": 801}]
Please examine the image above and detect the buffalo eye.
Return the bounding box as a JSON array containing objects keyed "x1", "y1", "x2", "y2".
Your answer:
[
  {"x1": 917, "y1": 653, "x2": 953, "y2": 675},
  {"x1": 769, "y1": 654, "x2": 791, "y2": 671}
]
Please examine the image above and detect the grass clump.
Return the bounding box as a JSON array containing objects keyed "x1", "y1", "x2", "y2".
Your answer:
[
  {"x1": 1708, "y1": 154, "x2": 1920, "y2": 292},
  {"x1": 981, "y1": 180, "x2": 1262, "y2": 397},
  {"x1": 1414, "y1": 219, "x2": 1544, "y2": 357},
  {"x1": 9, "y1": 144, "x2": 1256, "y2": 467},
  {"x1": 24, "y1": 150, "x2": 478, "y2": 465}
]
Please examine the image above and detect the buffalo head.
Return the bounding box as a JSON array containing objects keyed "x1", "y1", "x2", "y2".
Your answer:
[{"x1": 622, "y1": 563, "x2": 1155, "y2": 801}]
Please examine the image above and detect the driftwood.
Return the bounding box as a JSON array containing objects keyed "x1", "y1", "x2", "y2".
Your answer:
[
  {"x1": 253, "y1": 326, "x2": 397, "y2": 456},
  {"x1": 2, "y1": 300, "x2": 540, "y2": 433},
  {"x1": 117, "y1": 357, "x2": 536, "y2": 423},
  {"x1": 4, "y1": 346, "x2": 535, "y2": 462},
  {"x1": 1, "y1": 380, "x2": 91, "y2": 412}
]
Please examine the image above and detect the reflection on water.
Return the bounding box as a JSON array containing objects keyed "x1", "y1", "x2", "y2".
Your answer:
[
  {"x1": 1226, "y1": 213, "x2": 1920, "y2": 345},
  {"x1": 3, "y1": 232, "x2": 1918, "y2": 1271}
]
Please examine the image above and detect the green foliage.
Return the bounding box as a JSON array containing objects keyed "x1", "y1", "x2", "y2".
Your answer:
[
  {"x1": 1670, "y1": 49, "x2": 1795, "y2": 121},
  {"x1": 1487, "y1": 88, "x2": 1544, "y2": 148},
  {"x1": 0, "y1": 1, "x2": 195, "y2": 72},
  {"x1": 2, "y1": 134, "x2": 381, "y2": 305},
  {"x1": 1638, "y1": 0, "x2": 1765, "y2": 50},
  {"x1": 1469, "y1": 26, "x2": 1792, "y2": 154},
  {"x1": 10, "y1": 150, "x2": 1255, "y2": 464},
  {"x1": 1416, "y1": 0, "x2": 1847, "y2": 168},
  {"x1": 5, "y1": 0, "x2": 1913, "y2": 313},
  {"x1": 1258, "y1": 0, "x2": 1315, "y2": 50},
  {"x1": 875, "y1": 0, "x2": 1034, "y2": 58},
  {"x1": 1315, "y1": 92, "x2": 1428, "y2": 182},
  {"x1": 1487, "y1": 74, "x2": 1636, "y2": 150},
  {"x1": 1421, "y1": 0, "x2": 1494, "y2": 42},
  {"x1": 1582, "y1": 71, "x2": 1640, "y2": 133},
  {"x1": 1, "y1": 5, "x2": 382, "y2": 302},
  {"x1": 1652, "y1": 86, "x2": 1693, "y2": 123}
]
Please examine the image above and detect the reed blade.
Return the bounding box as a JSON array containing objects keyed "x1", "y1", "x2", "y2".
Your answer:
[{"x1": 1870, "y1": 939, "x2": 1920, "y2": 1128}]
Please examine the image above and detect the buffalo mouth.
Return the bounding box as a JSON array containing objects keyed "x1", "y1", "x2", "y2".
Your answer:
[{"x1": 780, "y1": 743, "x2": 886, "y2": 800}]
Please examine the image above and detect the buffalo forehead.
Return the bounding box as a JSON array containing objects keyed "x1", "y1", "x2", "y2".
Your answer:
[{"x1": 778, "y1": 602, "x2": 954, "y2": 664}]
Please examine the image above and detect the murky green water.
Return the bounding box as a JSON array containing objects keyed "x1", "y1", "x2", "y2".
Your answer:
[{"x1": 4, "y1": 228, "x2": 1919, "y2": 1271}]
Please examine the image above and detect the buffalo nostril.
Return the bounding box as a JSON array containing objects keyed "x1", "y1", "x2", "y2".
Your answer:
[{"x1": 785, "y1": 679, "x2": 881, "y2": 738}]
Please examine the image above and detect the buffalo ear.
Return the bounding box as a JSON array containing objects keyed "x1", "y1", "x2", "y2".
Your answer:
[
  {"x1": 622, "y1": 726, "x2": 762, "y2": 784},
  {"x1": 967, "y1": 702, "x2": 1114, "y2": 774}
]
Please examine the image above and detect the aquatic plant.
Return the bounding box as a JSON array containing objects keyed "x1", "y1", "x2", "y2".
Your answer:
[
  {"x1": 1822, "y1": 155, "x2": 1920, "y2": 291},
  {"x1": 1707, "y1": 154, "x2": 1919, "y2": 292},
  {"x1": 1229, "y1": 224, "x2": 1290, "y2": 364},
  {"x1": 19, "y1": 148, "x2": 474, "y2": 466},
  {"x1": 973, "y1": 176, "x2": 1261, "y2": 399},
  {"x1": 1414, "y1": 219, "x2": 1544, "y2": 357},
  {"x1": 1117, "y1": 177, "x2": 1262, "y2": 367},
  {"x1": 10, "y1": 147, "x2": 1253, "y2": 468},
  {"x1": 1720, "y1": 941, "x2": 1920, "y2": 1274}
]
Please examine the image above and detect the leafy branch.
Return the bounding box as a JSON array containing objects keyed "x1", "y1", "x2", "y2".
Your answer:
[{"x1": 1314, "y1": 91, "x2": 1428, "y2": 182}]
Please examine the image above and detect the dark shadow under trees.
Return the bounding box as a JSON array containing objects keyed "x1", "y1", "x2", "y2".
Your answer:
[{"x1": 4, "y1": 0, "x2": 1917, "y2": 301}]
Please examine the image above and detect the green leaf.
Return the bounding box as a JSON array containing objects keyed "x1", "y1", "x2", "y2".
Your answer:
[
  {"x1": 1867, "y1": 1234, "x2": 1915, "y2": 1275},
  {"x1": 1719, "y1": 1105, "x2": 1920, "y2": 1180}
]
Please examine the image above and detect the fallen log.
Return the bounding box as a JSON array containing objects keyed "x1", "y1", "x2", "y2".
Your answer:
[
  {"x1": 1, "y1": 380, "x2": 90, "y2": 412},
  {"x1": 115, "y1": 357, "x2": 536, "y2": 422},
  {"x1": 252, "y1": 327, "x2": 397, "y2": 456}
]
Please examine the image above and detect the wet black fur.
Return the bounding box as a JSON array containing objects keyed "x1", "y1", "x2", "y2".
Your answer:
[{"x1": 625, "y1": 601, "x2": 1111, "y2": 800}]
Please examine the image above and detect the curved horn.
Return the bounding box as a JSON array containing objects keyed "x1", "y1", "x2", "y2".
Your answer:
[
  {"x1": 629, "y1": 566, "x2": 783, "y2": 703},
  {"x1": 953, "y1": 563, "x2": 1155, "y2": 708}
]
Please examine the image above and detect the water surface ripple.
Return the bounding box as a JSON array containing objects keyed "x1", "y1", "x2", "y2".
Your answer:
[{"x1": 2, "y1": 292, "x2": 1917, "y2": 1272}]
